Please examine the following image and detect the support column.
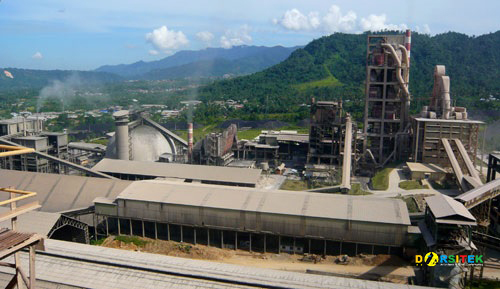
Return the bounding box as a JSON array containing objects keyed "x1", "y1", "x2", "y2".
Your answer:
[
  {"x1": 235, "y1": 232, "x2": 238, "y2": 250},
  {"x1": 29, "y1": 245, "x2": 36, "y2": 288},
  {"x1": 118, "y1": 218, "x2": 121, "y2": 235},
  {"x1": 308, "y1": 239, "x2": 311, "y2": 254},
  {"x1": 142, "y1": 220, "x2": 145, "y2": 237},
  {"x1": 221, "y1": 231, "x2": 224, "y2": 248},
  {"x1": 129, "y1": 219, "x2": 132, "y2": 235},
  {"x1": 278, "y1": 236, "x2": 281, "y2": 254},
  {"x1": 194, "y1": 228, "x2": 197, "y2": 244},
  {"x1": 355, "y1": 243, "x2": 358, "y2": 255},
  {"x1": 105, "y1": 217, "x2": 109, "y2": 236},
  {"x1": 167, "y1": 224, "x2": 170, "y2": 241},
  {"x1": 324, "y1": 240, "x2": 327, "y2": 256},
  {"x1": 94, "y1": 215, "x2": 98, "y2": 240},
  {"x1": 154, "y1": 222, "x2": 158, "y2": 239},
  {"x1": 264, "y1": 235, "x2": 266, "y2": 253},
  {"x1": 339, "y1": 241, "x2": 342, "y2": 255},
  {"x1": 249, "y1": 233, "x2": 252, "y2": 252},
  {"x1": 207, "y1": 229, "x2": 210, "y2": 247},
  {"x1": 180, "y1": 225, "x2": 183, "y2": 242},
  {"x1": 293, "y1": 237, "x2": 296, "y2": 255}
]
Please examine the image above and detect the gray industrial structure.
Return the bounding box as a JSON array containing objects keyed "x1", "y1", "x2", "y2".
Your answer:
[
  {"x1": 192, "y1": 124, "x2": 239, "y2": 166},
  {"x1": 94, "y1": 180, "x2": 410, "y2": 255},
  {"x1": 236, "y1": 130, "x2": 309, "y2": 169},
  {"x1": 92, "y1": 158, "x2": 262, "y2": 187}
]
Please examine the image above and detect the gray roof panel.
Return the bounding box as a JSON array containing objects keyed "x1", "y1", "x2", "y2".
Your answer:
[
  {"x1": 117, "y1": 180, "x2": 411, "y2": 225},
  {"x1": 92, "y1": 158, "x2": 262, "y2": 186}
]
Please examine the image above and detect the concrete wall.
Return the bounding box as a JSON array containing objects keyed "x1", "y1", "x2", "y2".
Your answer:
[{"x1": 114, "y1": 199, "x2": 407, "y2": 246}]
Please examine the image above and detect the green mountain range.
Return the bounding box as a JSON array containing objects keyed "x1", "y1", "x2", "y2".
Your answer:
[{"x1": 199, "y1": 31, "x2": 500, "y2": 115}]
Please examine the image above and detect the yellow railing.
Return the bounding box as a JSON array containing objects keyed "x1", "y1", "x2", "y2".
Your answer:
[
  {"x1": 0, "y1": 145, "x2": 35, "y2": 157},
  {"x1": 0, "y1": 188, "x2": 37, "y2": 207}
]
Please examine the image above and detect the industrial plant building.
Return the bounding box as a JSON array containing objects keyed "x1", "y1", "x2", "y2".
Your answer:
[
  {"x1": 362, "y1": 31, "x2": 412, "y2": 166},
  {"x1": 94, "y1": 180, "x2": 410, "y2": 255}
]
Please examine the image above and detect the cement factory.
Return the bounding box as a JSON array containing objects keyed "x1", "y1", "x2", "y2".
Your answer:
[{"x1": 0, "y1": 30, "x2": 499, "y2": 289}]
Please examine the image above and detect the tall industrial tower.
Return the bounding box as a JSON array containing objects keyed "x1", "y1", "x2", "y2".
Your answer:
[{"x1": 362, "y1": 30, "x2": 412, "y2": 167}]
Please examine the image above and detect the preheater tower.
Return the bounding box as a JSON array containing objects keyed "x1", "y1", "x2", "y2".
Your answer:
[{"x1": 362, "y1": 30, "x2": 411, "y2": 166}]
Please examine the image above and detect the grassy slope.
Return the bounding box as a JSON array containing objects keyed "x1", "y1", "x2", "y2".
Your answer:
[{"x1": 371, "y1": 168, "x2": 393, "y2": 190}]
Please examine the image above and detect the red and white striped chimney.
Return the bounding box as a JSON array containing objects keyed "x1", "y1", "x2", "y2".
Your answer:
[
  {"x1": 404, "y1": 29, "x2": 411, "y2": 66},
  {"x1": 188, "y1": 123, "x2": 193, "y2": 161}
]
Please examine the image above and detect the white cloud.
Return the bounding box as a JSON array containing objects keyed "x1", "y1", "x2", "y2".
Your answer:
[
  {"x1": 220, "y1": 25, "x2": 252, "y2": 49},
  {"x1": 360, "y1": 14, "x2": 407, "y2": 32},
  {"x1": 275, "y1": 5, "x2": 410, "y2": 34},
  {"x1": 145, "y1": 26, "x2": 189, "y2": 54},
  {"x1": 322, "y1": 5, "x2": 357, "y2": 33},
  {"x1": 32, "y1": 52, "x2": 43, "y2": 59},
  {"x1": 277, "y1": 8, "x2": 320, "y2": 31},
  {"x1": 148, "y1": 49, "x2": 159, "y2": 55},
  {"x1": 196, "y1": 31, "x2": 214, "y2": 43}
]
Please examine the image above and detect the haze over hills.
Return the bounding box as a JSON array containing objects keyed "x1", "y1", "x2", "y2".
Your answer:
[
  {"x1": 95, "y1": 45, "x2": 301, "y2": 78},
  {"x1": 199, "y1": 31, "x2": 500, "y2": 114}
]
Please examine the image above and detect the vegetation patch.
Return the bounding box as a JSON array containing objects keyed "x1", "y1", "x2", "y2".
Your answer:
[
  {"x1": 280, "y1": 180, "x2": 309, "y2": 191},
  {"x1": 115, "y1": 235, "x2": 148, "y2": 247},
  {"x1": 294, "y1": 75, "x2": 341, "y2": 91},
  {"x1": 398, "y1": 180, "x2": 429, "y2": 190},
  {"x1": 90, "y1": 238, "x2": 106, "y2": 246},
  {"x1": 371, "y1": 168, "x2": 393, "y2": 190}
]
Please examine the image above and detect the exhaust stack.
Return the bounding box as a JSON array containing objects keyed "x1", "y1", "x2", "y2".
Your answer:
[
  {"x1": 188, "y1": 123, "x2": 193, "y2": 162},
  {"x1": 404, "y1": 29, "x2": 411, "y2": 66}
]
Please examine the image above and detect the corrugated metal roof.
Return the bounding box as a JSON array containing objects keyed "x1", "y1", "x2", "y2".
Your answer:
[
  {"x1": 0, "y1": 169, "x2": 131, "y2": 213},
  {"x1": 0, "y1": 207, "x2": 60, "y2": 236},
  {"x1": 0, "y1": 239, "x2": 433, "y2": 289},
  {"x1": 425, "y1": 194, "x2": 476, "y2": 224},
  {"x1": 116, "y1": 180, "x2": 411, "y2": 225},
  {"x1": 92, "y1": 158, "x2": 262, "y2": 186}
]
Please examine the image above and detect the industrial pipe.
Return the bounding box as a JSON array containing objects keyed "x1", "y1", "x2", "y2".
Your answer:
[
  {"x1": 381, "y1": 44, "x2": 410, "y2": 98},
  {"x1": 441, "y1": 76, "x2": 451, "y2": 119}
]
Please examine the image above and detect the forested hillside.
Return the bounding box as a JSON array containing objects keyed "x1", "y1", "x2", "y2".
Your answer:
[{"x1": 199, "y1": 31, "x2": 500, "y2": 118}]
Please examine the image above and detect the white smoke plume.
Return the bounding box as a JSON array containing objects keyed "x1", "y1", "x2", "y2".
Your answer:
[{"x1": 36, "y1": 73, "x2": 83, "y2": 112}]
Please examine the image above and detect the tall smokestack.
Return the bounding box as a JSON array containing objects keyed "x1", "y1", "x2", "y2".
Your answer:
[
  {"x1": 113, "y1": 110, "x2": 130, "y2": 160},
  {"x1": 404, "y1": 29, "x2": 411, "y2": 66},
  {"x1": 188, "y1": 122, "x2": 193, "y2": 162}
]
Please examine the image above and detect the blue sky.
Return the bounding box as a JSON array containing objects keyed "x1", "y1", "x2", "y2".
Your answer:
[{"x1": 1, "y1": 0, "x2": 498, "y2": 70}]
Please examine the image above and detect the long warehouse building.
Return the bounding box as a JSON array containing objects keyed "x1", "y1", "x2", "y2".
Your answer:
[
  {"x1": 95, "y1": 180, "x2": 411, "y2": 255},
  {"x1": 92, "y1": 158, "x2": 262, "y2": 187}
]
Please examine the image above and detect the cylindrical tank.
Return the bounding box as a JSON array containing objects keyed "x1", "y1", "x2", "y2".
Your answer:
[{"x1": 113, "y1": 110, "x2": 130, "y2": 160}]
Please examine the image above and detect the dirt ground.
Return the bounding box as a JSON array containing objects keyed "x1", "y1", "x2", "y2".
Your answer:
[{"x1": 99, "y1": 236, "x2": 415, "y2": 283}]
